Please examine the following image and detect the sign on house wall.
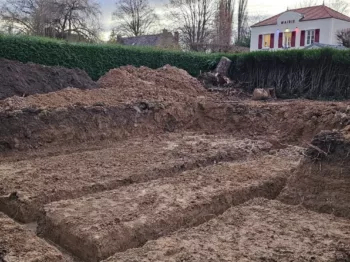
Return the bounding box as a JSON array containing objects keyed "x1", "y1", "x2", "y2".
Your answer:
[{"x1": 277, "y1": 11, "x2": 303, "y2": 30}]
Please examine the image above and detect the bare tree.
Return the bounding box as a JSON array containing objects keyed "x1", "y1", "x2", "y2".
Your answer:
[
  {"x1": 213, "y1": 0, "x2": 235, "y2": 47},
  {"x1": 113, "y1": 0, "x2": 158, "y2": 36},
  {"x1": 108, "y1": 28, "x2": 117, "y2": 43},
  {"x1": 294, "y1": 0, "x2": 320, "y2": 8},
  {"x1": 0, "y1": 0, "x2": 53, "y2": 35},
  {"x1": 237, "y1": 0, "x2": 248, "y2": 43},
  {"x1": 51, "y1": 0, "x2": 101, "y2": 41},
  {"x1": 329, "y1": 0, "x2": 349, "y2": 14},
  {"x1": 0, "y1": 0, "x2": 101, "y2": 41},
  {"x1": 169, "y1": 0, "x2": 215, "y2": 51},
  {"x1": 336, "y1": 28, "x2": 350, "y2": 47},
  {"x1": 248, "y1": 14, "x2": 269, "y2": 25},
  {"x1": 294, "y1": 0, "x2": 348, "y2": 13}
]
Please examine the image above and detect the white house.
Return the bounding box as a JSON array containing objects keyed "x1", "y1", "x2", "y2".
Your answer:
[{"x1": 250, "y1": 5, "x2": 350, "y2": 51}]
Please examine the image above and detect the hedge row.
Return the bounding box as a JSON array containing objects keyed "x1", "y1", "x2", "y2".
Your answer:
[
  {"x1": 0, "y1": 35, "x2": 219, "y2": 81},
  {"x1": 228, "y1": 48, "x2": 350, "y2": 99},
  {"x1": 1, "y1": 35, "x2": 350, "y2": 99}
]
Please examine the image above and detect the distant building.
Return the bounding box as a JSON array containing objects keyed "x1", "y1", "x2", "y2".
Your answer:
[
  {"x1": 250, "y1": 5, "x2": 350, "y2": 51},
  {"x1": 117, "y1": 29, "x2": 180, "y2": 50}
]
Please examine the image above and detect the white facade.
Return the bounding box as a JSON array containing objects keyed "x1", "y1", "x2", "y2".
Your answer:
[{"x1": 250, "y1": 11, "x2": 350, "y2": 51}]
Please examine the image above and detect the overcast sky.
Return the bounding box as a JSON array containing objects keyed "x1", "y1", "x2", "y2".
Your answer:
[{"x1": 98, "y1": 0, "x2": 336, "y2": 39}]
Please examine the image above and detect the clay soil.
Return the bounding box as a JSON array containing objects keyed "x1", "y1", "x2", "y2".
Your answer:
[{"x1": 1, "y1": 62, "x2": 350, "y2": 262}]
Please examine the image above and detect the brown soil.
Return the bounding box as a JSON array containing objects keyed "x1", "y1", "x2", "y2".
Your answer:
[
  {"x1": 0, "y1": 134, "x2": 272, "y2": 223},
  {"x1": 106, "y1": 198, "x2": 350, "y2": 262},
  {"x1": 38, "y1": 155, "x2": 298, "y2": 262},
  {"x1": 0, "y1": 64, "x2": 204, "y2": 111},
  {"x1": 0, "y1": 212, "x2": 67, "y2": 262},
  {"x1": 278, "y1": 128, "x2": 350, "y2": 218},
  {"x1": 0, "y1": 63, "x2": 349, "y2": 153},
  {"x1": 0, "y1": 100, "x2": 349, "y2": 153},
  {"x1": 98, "y1": 65, "x2": 205, "y2": 102},
  {"x1": 0, "y1": 59, "x2": 97, "y2": 100},
  {"x1": 1, "y1": 63, "x2": 350, "y2": 262}
]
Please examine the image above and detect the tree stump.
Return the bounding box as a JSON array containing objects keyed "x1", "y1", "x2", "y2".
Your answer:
[{"x1": 214, "y1": 57, "x2": 232, "y2": 77}]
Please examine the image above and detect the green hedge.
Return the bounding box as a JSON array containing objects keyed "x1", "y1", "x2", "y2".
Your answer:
[
  {"x1": 1, "y1": 35, "x2": 350, "y2": 99},
  {"x1": 228, "y1": 48, "x2": 350, "y2": 99},
  {"x1": 0, "y1": 34, "x2": 219, "y2": 81}
]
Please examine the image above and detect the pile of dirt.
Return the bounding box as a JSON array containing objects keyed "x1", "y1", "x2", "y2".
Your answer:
[
  {"x1": 0, "y1": 65, "x2": 205, "y2": 111},
  {"x1": 98, "y1": 65, "x2": 205, "y2": 102},
  {"x1": 0, "y1": 59, "x2": 97, "y2": 100},
  {"x1": 278, "y1": 127, "x2": 350, "y2": 218}
]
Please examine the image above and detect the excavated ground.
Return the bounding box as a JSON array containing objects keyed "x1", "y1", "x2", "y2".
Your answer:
[
  {"x1": 0, "y1": 212, "x2": 68, "y2": 262},
  {"x1": 1, "y1": 62, "x2": 350, "y2": 262},
  {"x1": 0, "y1": 134, "x2": 273, "y2": 223},
  {"x1": 106, "y1": 198, "x2": 350, "y2": 262},
  {"x1": 0, "y1": 100, "x2": 349, "y2": 153},
  {"x1": 279, "y1": 128, "x2": 350, "y2": 219},
  {"x1": 38, "y1": 154, "x2": 299, "y2": 262}
]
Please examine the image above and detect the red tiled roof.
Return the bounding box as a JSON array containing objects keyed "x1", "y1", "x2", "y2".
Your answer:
[{"x1": 252, "y1": 5, "x2": 350, "y2": 27}]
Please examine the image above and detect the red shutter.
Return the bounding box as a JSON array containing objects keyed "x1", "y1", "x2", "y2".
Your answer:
[
  {"x1": 258, "y1": 35, "x2": 262, "y2": 49},
  {"x1": 315, "y1": 29, "x2": 320, "y2": 42},
  {"x1": 278, "y1": 32, "x2": 283, "y2": 48},
  {"x1": 291, "y1": 31, "x2": 296, "y2": 47},
  {"x1": 300, "y1": 30, "x2": 305, "y2": 46},
  {"x1": 270, "y1": 33, "x2": 274, "y2": 48}
]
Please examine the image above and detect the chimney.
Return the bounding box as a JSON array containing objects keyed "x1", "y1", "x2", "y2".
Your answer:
[
  {"x1": 174, "y1": 31, "x2": 179, "y2": 43},
  {"x1": 162, "y1": 29, "x2": 168, "y2": 35}
]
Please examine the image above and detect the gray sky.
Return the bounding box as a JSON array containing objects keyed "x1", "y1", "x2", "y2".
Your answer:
[{"x1": 98, "y1": 0, "x2": 341, "y2": 39}]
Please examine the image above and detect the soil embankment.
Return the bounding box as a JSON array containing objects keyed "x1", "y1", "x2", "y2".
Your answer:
[{"x1": 279, "y1": 128, "x2": 350, "y2": 218}]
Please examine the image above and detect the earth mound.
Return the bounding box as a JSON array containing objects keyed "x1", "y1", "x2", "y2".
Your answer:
[
  {"x1": 0, "y1": 65, "x2": 205, "y2": 110},
  {"x1": 0, "y1": 59, "x2": 97, "y2": 100},
  {"x1": 97, "y1": 64, "x2": 205, "y2": 103},
  {"x1": 278, "y1": 127, "x2": 350, "y2": 218}
]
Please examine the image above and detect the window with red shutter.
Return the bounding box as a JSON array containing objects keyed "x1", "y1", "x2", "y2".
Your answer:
[
  {"x1": 270, "y1": 33, "x2": 274, "y2": 48},
  {"x1": 291, "y1": 31, "x2": 296, "y2": 47},
  {"x1": 315, "y1": 29, "x2": 320, "y2": 42},
  {"x1": 300, "y1": 30, "x2": 305, "y2": 46},
  {"x1": 258, "y1": 35, "x2": 263, "y2": 49},
  {"x1": 278, "y1": 32, "x2": 283, "y2": 48}
]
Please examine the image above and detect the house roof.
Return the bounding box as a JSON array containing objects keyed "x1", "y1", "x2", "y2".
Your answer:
[
  {"x1": 252, "y1": 5, "x2": 350, "y2": 27},
  {"x1": 121, "y1": 34, "x2": 161, "y2": 46}
]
